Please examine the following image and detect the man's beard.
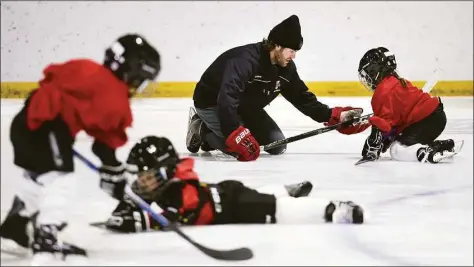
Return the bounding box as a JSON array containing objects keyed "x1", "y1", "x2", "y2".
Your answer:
[{"x1": 275, "y1": 50, "x2": 289, "y2": 67}]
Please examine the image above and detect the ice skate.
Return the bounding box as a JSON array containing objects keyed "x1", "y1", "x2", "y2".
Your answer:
[
  {"x1": 186, "y1": 107, "x2": 206, "y2": 153},
  {"x1": 417, "y1": 139, "x2": 463, "y2": 163},
  {"x1": 285, "y1": 181, "x2": 313, "y2": 198},
  {"x1": 31, "y1": 223, "x2": 87, "y2": 265},
  {"x1": 0, "y1": 196, "x2": 33, "y2": 257},
  {"x1": 324, "y1": 201, "x2": 364, "y2": 224},
  {"x1": 200, "y1": 140, "x2": 214, "y2": 152}
]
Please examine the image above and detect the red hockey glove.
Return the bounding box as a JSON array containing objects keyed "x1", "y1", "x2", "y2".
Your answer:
[
  {"x1": 325, "y1": 106, "x2": 370, "y2": 135},
  {"x1": 225, "y1": 126, "x2": 260, "y2": 161}
]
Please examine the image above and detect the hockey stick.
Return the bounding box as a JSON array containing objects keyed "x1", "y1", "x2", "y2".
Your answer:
[
  {"x1": 262, "y1": 113, "x2": 373, "y2": 151},
  {"x1": 73, "y1": 150, "x2": 253, "y2": 261},
  {"x1": 421, "y1": 68, "x2": 441, "y2": 93},
  {"x1": 89, "y1": 220, "x2": 194, "y2": 230}
]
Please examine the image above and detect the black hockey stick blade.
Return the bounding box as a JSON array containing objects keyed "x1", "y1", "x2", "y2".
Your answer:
[
  {"x1": 354, "y1": 157, "x2": 376, "y2": 165},
  {"x1": 89, "y1": 220, "x2": 252, "y2": 260},
  {"x1": 91, "y1": 222, "x2": 253, "y2": 260},
  {"x1": 89, "y1": 221, "x2": 252, "y2": 260},
  {"x1": 89, "y1": 221, "x2": 106, "y2": 227},
  {"x1": 263, "y1": 113, "x2": 373, "y2": 151},
  {"x1": 169, "y1": 223, "x2": 254, "y2": 261}
]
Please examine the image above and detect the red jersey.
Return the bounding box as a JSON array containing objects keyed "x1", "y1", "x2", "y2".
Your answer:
[
  {"x1": 371, "y1": 76, "x2": 439, "y2": 134},
  {"x1": 26, "y1": 59, "x2": 133, "y2": 149},
  {"x1": 156, "y1": 158, "x2": 215, "y2": 226}
]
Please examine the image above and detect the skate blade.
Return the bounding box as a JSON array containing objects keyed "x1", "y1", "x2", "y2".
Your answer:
[
  {"x1": 354, "y1": 157, "x2": 376, "y2": 166},
  {"x1": 433, "y1": 140, "x2": 465, "y2": 163},
  {"x1": 453, "y1": 140, "x2": 464, "y2": 153},
  {"x1": 433, "y1": 151, "x2": 458, "y2": 162}
]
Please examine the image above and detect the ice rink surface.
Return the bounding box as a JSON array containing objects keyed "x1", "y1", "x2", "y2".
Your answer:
[{"x1": 1, "y1": 96, "x2": 473, "y2": 266}]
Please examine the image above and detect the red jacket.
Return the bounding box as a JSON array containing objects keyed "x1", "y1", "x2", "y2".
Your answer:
[
  {"x1": 160, "y1": 158, "x2": 215, "y2": 225},
  {"x1": 370, "y1": 76, "x2": 440, "y2": 134},
  {"x1": 26, "y1": 59, "x2": 133, "y2": 149}
]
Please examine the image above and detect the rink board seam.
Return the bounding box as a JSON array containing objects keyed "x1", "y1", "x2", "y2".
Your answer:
[{"x1": 1, "y1": 80, "x2": 473, "y2": 98}]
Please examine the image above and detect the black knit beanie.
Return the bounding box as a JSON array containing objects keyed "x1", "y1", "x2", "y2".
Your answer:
[{"x1": 268, "y1": 15, "x2": 303, "y2": 50}]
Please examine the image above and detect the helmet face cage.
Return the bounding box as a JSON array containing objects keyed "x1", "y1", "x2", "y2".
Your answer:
[
  {"x1": 137, "y1": 155, "x2": 178, "y2": 183},
  {"x1": 358, "y1": 64, "x2": 378, "y2": 91},
  {"x1": 126, "y1": 136, "x2": 179, "y2": 185},
  {"x1": 125, "y1": 55, "x2": 161, "y2": 94},
  {"x1": 358, "y1": 47, "x2": 397, "y2": 91},
  {"x1": 104, "y1": 35, "x2": 161, "y2": 95}
]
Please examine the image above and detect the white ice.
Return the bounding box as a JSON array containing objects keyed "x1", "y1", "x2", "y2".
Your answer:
[{"x1": 1, "y1": 97, "x2": 473, "y2": 266}]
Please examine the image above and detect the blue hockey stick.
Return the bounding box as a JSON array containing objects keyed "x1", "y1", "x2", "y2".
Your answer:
[{"x1": 73, "y1": 149, "x2": 253, "y2": 261}]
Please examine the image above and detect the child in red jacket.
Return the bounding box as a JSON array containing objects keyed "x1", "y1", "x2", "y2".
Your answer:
[
  {"x1": 357, "y1": 47, "x2": 460, "y2": 164},
  {"x1": 0, "y1": 34, "x2": 161, "y2": 260}
]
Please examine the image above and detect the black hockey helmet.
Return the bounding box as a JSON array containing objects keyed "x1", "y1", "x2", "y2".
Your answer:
[
  {"x1": 126, "y1": 136, "x2": 179, "y2": 182},
  {"x1": 358, "y1": 47, "x2": 397, "y2": 91},
  {"x1": 104, "y1": 34, "x2": 161, "y2": 96}
]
